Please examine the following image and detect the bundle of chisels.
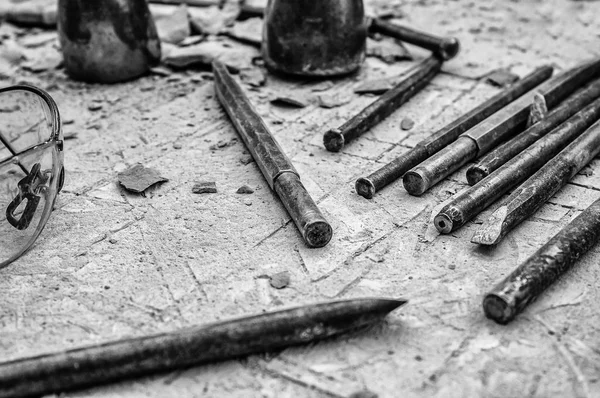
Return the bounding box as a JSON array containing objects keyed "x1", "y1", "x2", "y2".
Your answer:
[
  {"x1": 211, "y1": 0, "x2": 600, "y2": 327},
  {"x1": 354, "y1": 58, "x2": 600, "y2": 324},
  {"x1": 356, "y1": 59, "x2": 600, "y2": 323}
]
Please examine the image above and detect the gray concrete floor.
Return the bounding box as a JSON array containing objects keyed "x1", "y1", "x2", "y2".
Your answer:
[{"x1": 1, "y1": 0, "x2": 600, "y2": 397}]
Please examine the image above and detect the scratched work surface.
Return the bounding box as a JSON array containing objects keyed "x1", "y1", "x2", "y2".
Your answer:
[{"x1": 1, "y1": 0, "x2": 600, "y2": 397}]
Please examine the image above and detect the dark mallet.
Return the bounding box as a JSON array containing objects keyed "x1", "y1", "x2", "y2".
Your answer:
[{"x1": 369, "y1": 18, "x2": 459, "y2": 61}]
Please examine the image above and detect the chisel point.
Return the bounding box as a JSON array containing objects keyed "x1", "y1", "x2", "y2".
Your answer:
[
  {"x1": 355, "y1": 177, "x2": 376, "y2": 199},
  {"x1": 323, "y1": 128, "x2": 345, "y2": 152},
  {"x1": 471, "y1": 206, "x2": 507, "y2": 245},
  {"x1": 403, "y1": 168, "x2": 431, "y2": 196}
]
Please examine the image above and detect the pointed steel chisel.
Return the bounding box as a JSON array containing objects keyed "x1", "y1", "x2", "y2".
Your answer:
[
  {"x1": 213, "y1": 60, "x2": 332, "y2": 248},
  {"x1": 0, "y1": 297, "x2": 407, "y2": 398}
]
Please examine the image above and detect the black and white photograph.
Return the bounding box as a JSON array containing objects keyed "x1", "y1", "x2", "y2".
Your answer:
[{"x1": 0, "y1": 0, "x2": 599, "y2": 397}]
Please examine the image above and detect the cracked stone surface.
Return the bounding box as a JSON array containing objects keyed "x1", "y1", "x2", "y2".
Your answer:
[{"x1": 1, "y1": 0, "x2": 600, "y2": 397}]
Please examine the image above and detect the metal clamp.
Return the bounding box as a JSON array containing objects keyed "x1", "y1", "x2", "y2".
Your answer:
[{"x1": 6, "y1": 163, "x2": 48, "y2": 230}]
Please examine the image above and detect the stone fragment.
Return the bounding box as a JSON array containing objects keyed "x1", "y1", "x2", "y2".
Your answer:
[
  {"x1": 239, "y1": 154, "x2": 254, "y2": 165},
  {"x1": 192, "y1": 181, "x2": 217, "y2": 194},
  {"x1": 21, "y1": 46, "x2": 62, "y2": 72},
  {"x1": 154, "y1": 4, "x2": 190, "y2": 45},
  {"x1": 318, "y1": 91, "x2": 353, "y2": 109},
  {"x1": 209, "y1": 138, "x2": 237, "y2": 150},
  {"x1": 0, "y1": 40, "x2": 25, "y2": 67},
  {"x1": 269, "y1": 271, "x2": 290, "y2": 289},
  {"x1": 227, "y1": 17, "x2": 262, "y2": 46},
  {"x1": 179, "y1": 35, "x2": 205, "y2": 47},
  {"x1": 271, "y1": 94, "x2": 311, "y2": 108},
  {"x1": 240, "y1": 68, "x2": 266, "y2": 87},
  {"x1": 20, "y1": 31, "x2": 56, "y2": 48},
  {"x1": 354, "y1": 77, "x2": 399, "y2": 95},
  {"x1": 162, "y1": 39, "x2": 259, "y2": 72},
  {"x1": 310, "y1": 80, "x2": 334, "y2": 92},
  {"x1": 236, "y1": 185, "x2": 254, "y2": 194},
  {"x1": 88, "y1": 103, "x2": 103, "y2": 111},
  {"x1": 366, "y1": 37, "x2": 412, "y2": 64},
  {"x1": 0, "y1": 1, "x2": 57, "y2": 27},
  {"x1": 401, "y1": 117, "x2": 415, "y2": 131},
  {"x1": 149, "y1": 65, "x2": 173, "y2": 76},
  {"x1": 189, "y1": 4, "x2": 240, "y2": 35},
  {"x1": 485, "y1": 69, "x2": 519, "y2": 87},
  {"x1": 118, "y1": 164, "x2": 168, "y2": 193}
]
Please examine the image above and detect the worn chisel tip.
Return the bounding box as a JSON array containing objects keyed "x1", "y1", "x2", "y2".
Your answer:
[
  {"x1": 434, "y1": 213, "x2": 454, "y2": 234},
  {"x1": 355, "y1": 177, "x2": 376, "y2": 199},
  {"x1": 371, "y1": 297, "x2": 409, "y2": 314},
  {"x1": 403, "y1": 168, "x2": 430, "y2": 196},
  {"x1": 323, "y1": 128, "x2": 345, "y2": 152},
  {"x1": 381, "y1": 298, "x2": 408, "y2": 313},
  {"x1": 329, "y1": 297, "x2": 407, "y2": 319},
  {"x1": 439, "y1": 37, "x2": 460, "y2": 61},
  {"x1": 471, "y1": 206, "x2": 507, "y2": 245},
  {"x1": 304, "y1": 220, "x2": 333, "y2": 248},
  {"x1": 482, "y1": 293, "x2": 513, "y2": 324},
  {"x1": 465, "y1": 164, "x2": 489, "y2": 186}
]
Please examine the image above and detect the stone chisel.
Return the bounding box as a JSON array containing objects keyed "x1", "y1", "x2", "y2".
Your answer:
[
  {"x1": 324, "y1": 55, "x2": 442, "y2": 152},
  {"x1": 484, "y1": 198, "x2": 600, "y2": 324},
  {"x1": 213, "y1": 61, "x2": 332, "y2": 247},
  {"x1": 472, "y1": 118, "x2": 600, "y2": 246},
  {"x1": 466, "y1": 78, "x2": 600, "y2": 185},
  {"x1": 403, "y1": 58, "x2": 600, "y2": 196},
  {"x1": 355, "y1": 65, "x2": 553, "y2": 199},
  {"x1": 433, "y1": 95, "x2": 600, "y2": 234},
  {"x1": 0, "y1": 298, "x2": 406, "y2": 398}
]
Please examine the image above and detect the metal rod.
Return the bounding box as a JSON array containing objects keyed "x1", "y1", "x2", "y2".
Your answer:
[
  {"x1": 369, "y1": 18, "x2": 459, "y2": 61},
  {"x1": 403, "y1": 58, "x2": 600, "y2": 196},
  {"x1": 432, "y1": 96, "x2": 600, "y2": 234},
  {"x1": 466, "y1": 78, "x2": 600, "y2": 185},
  {"x1": 483, "y1": 198, "x2": 600, "y2": 324},
  {"x1": 0, "y1": 297, "x2": 406, "y2": 398},
  {"x1": 324, "y1": 55, "x2": 442, "y2": 152},
  {"x1": 355, "y1": 66, "x2": 553, "y2": 199},
  {"x1": 472, "y1": 118, "x2": 600, "y2": 246},
  {"x1": 213, "y1": 61, "x2": 332, "y2": 248}
]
